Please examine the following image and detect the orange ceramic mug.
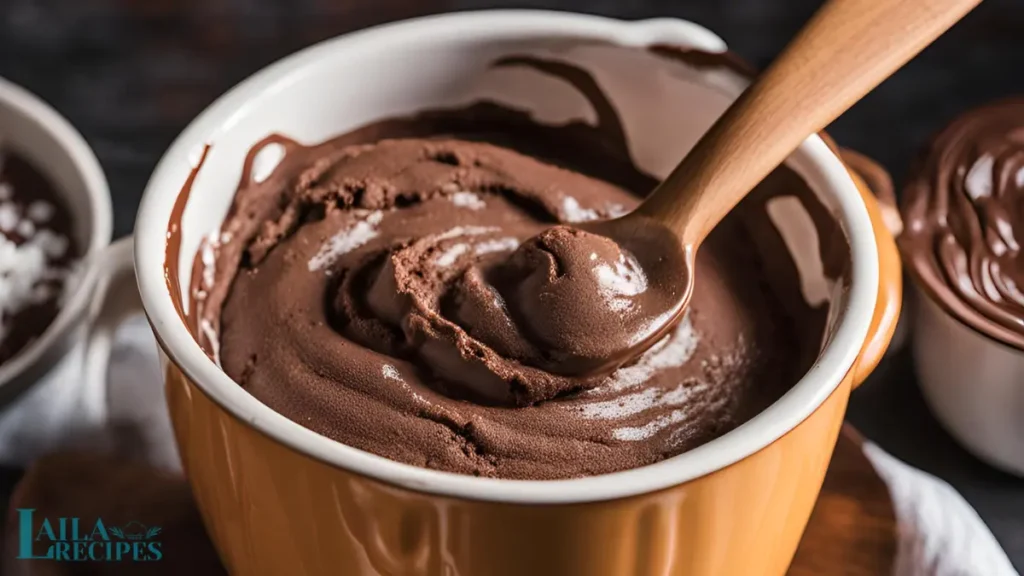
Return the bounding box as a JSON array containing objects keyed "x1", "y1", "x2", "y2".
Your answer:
[{"x1": 127, "y1": 11, "x2": 900, "y2": 575}]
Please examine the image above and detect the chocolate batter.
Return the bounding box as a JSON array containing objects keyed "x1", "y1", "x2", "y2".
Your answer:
[
  {"x1": 901, "y1": 98, "x2": 1024, "y2": 349},
  {"x1": 0, "y1": 152, "x2": 78, "y2": 367},
  {"x1": 189, "y1": 103, "x2": 829, "y2": 479}
]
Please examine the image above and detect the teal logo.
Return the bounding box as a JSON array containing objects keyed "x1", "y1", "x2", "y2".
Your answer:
[{"x1": 15, "y1": 509, "x2": 163, "y2": 562}]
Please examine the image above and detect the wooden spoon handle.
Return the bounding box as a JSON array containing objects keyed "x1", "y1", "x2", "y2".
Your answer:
[{"x1": 637, "y1": 0, "x2": 981, "y2": 246}]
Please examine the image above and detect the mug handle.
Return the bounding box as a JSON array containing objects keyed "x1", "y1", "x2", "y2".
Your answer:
[
  {"x1": 842, "y1": 152, "x2": 903, "y2": 388},
  {"x1": 79, "y1": 236, "x2": 144, "y2": 426}
]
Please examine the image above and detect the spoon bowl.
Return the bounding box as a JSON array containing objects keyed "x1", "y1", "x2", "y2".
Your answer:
[{"x1": 573, "y1": 214, "x2": 693, "y2": 371}]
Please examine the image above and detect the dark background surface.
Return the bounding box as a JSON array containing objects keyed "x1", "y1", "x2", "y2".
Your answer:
[{"x1": 1, "y1": 0, "x2": 1023, "y2": 571}]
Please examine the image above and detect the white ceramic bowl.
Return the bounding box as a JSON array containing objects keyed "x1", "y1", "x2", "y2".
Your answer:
[
  {"x1": 0, "y1": 77, "x2": 137, "y2": 464},
  {"x1": 913, "y1": 289, "x2": 1024, "y2": 476}
]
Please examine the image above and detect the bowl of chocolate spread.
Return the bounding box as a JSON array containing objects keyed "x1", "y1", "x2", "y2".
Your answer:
[
  {"x1": 133, "y1": 11, "x2": 901, "y2": 575},
  {"x1": 900, "y1": 98, "x2": 1024, "y2": 477},
  {"x1": 0, "y1": 77, "x2": 142, "y2": 465}
]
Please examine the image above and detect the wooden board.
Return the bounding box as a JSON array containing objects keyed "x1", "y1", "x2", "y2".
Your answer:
[
  {"x1": 3, "y1": 425, "x2": 896, "y2": 575},
  {"x1": 790, "y1": 425, "x2": 899, "y2": 575}
]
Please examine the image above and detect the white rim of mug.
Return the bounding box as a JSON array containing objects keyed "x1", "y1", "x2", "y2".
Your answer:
[
  {"x1": 135, "y1": 10, "x2": 879, "y2": 504},
  {"x1": 0, "y1": 77, "x2": 113, "y2": 389}
]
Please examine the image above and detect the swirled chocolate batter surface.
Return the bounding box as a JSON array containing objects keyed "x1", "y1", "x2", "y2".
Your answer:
[{"x1": 193, "y1": 104, "x2": 827, "y2": 480}]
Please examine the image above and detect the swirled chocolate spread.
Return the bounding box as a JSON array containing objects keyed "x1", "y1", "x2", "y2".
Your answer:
[
  {"x1": 0, "y1": 151, "x2": 77, "y2": 367},
  {"x1": 901, "y1": 98, "x2": 1024, "y2": 349},
  {"x1": 189, "y1": 102, "x2": 834, "y2": 480}
]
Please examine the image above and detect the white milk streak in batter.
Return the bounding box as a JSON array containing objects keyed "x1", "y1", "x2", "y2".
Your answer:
[
  {"x1": 435, "y1": 243, "x2": 470, "y2": 267},
  {"x1": 612, "y1": 409, "x2": 693, "y2": 441},
  {"x1": 474, "y1": 237, "x2": 520, "y2": 255},
  {"x1": 437, "y1": 234, "x2": 520, "y2": 268},
  {"x1": 578, "y1": 381, "x2": 709, "y2": 420},
  {"x1": 586, "y1": 313, "x2": 700, "y2": 396},
  {"x1": 564, "y1": 313, "x2": 711, "y2": 440},
  {"x1": 561, "y1": 196, "x2": 631, "y2": 223},
  {"x1": 450, "y1": 191, "x2": 486, "y2": 210},
  {"x1": 382, "y1": 363, "x2": 427, "y2": 404},
  {"x1": 308, "y1": 210, "x2": 384, "y2": 271},
  {"x1": 435, "y1": 226, "x2": 497, "y2": 241},
  {"x1": 594, "y1": 253, "x2": 648, "y2": 312},
  {"x1": 561, "y1": 196, "x2": 600, "y2": 223}
]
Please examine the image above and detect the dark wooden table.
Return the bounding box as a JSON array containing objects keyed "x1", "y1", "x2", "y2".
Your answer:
[{"x1": 1, "y1": 0, "x2": 1022, "y2": 571}]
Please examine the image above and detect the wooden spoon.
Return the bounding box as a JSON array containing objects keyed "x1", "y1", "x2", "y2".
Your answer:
[
  {"x1": 632, "y1": 0, "x2": 980, "y2": 244},
  {"x1": 580, "y1": 0, "x2": 980, "y2": 353}
]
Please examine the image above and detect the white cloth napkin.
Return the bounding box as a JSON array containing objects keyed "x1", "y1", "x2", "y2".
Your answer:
[
  {"x1": 0, "y1": 314, "x2": 1017, "y2": 575},
  {"x1": 0, "y1": 316, "x2": 179, "y2": 472},
  {"x1": 864, "y1": 443, "x2": 1019, "y2": 576}
]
